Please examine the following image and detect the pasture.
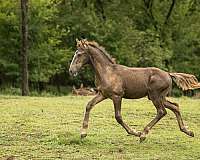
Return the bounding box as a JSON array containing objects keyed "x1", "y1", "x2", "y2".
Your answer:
[{"x1": 0, "y1": 95, "x2": 200, "y2": 159}]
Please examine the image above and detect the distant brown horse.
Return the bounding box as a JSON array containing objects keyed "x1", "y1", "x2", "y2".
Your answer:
[{"x1": 69, "y1": 39, "x2": 200, "y2": 142}]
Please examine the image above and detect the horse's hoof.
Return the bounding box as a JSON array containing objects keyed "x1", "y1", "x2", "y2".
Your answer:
[
  {"x1": 139, "y1": 135, "x2": 146, "y2": 143},
  {"x1": 128, "y1": 131, "x2": 142, "y2": 137},
  {"x1": 189, "y1": 131, "x2": 194, "y2": 137},
  {"x1": 80, "y1": 133, "x2": 87, "y2": 139}
]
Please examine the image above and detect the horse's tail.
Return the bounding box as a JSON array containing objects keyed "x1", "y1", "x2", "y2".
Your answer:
[{"x1": 169, "y1": 73, "x2": 200, "y2": 91}]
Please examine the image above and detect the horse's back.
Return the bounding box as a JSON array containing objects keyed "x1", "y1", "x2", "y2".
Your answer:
[
  {"x1": 113, "y1": 65, "x2": 171, "y2": 99},
  {"x1": 113, "y1": 65, "x2": 151, "y2": 99}
]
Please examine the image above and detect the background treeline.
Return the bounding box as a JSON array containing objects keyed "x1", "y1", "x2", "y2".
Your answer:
[{"x1": 0, "y1": 0, "x2": 200, "y2": 96}]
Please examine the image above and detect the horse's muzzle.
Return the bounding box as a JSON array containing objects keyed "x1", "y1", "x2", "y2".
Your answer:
[{"x1": 69, "y1": 68, "x2": 78, "y2": 77}]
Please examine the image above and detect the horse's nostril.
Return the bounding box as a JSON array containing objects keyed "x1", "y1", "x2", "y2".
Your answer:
[{"x1": 69, "y1": 69, "x2": 72, "y2": 75}]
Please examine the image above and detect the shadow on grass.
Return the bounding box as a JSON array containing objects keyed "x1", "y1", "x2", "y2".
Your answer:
[{"x1": 43, "y1": 131, "x2": 96, "y2": 146}]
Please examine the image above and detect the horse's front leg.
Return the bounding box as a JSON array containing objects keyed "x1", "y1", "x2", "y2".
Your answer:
[
  {"x1": 81, "y1": 92, "x2": 106, "y2": 138},
  {"x1": 112, "y1": 95, "x2": 141, "y2": 137}
]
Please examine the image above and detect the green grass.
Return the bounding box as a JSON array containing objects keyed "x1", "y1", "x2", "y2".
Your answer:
[{"x1": 0, "y1": 96, "x2": 200, "y2": 160}]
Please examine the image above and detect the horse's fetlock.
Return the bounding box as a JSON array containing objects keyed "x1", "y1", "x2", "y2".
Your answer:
[
  {"x1": 144, "y1": 127, "x2": 150, "y2": 134},
  {"x1": 83, "y1": 121, "x2": 88, "y2": 128},
  {"x1": 180, "y1": 126, "x2": 187, "y2": 132}
]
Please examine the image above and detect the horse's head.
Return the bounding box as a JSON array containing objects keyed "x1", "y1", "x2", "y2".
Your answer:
[{"x1": 69, "y1": 39, "x2": 90, "y2": 77}]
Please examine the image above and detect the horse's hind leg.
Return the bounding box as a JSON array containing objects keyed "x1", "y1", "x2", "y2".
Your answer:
[
  {"x1": 164, "y1": 100, "x2": 194, "y2": 137},
  {"x1": 140, "y1": 98, "x2": 167, "y2": 142}
]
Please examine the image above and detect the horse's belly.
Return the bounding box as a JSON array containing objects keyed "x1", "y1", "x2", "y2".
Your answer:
[
  {"x1": 123, "y1": 85, "x2": 148, "y2": 99},
  {"x1": 123, "y1": 92, "x2": 147, "y2": 99}
]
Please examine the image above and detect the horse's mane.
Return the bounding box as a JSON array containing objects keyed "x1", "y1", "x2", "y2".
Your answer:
[{"x1": 77, "y1": 39, "x2": 116, "y2": 64}]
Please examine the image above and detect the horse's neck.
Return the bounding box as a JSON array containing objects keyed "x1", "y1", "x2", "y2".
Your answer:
[{"x1": 89, "y1": 47, "x2": 113, "y2": 82}]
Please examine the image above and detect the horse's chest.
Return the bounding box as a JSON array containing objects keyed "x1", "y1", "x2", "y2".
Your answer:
[{"x1": 97, "y1": 77, "x2": 124, "y2": 97}]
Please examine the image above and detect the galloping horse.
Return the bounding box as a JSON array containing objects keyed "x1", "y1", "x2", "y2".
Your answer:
[{"x1": 69, "y1": 39, "x2": 200, "y2": 142}]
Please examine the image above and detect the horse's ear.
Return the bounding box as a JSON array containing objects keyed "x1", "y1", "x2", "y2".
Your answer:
[
  {"x1": 76, "y1": 38, "x2": 82, "y2": 47},
  {"x1": 76, "y1": 38, "x2": 79, "y2": 43},
  {"x1": 80, "y1": 39, "x2": 88, "y2": 48}
]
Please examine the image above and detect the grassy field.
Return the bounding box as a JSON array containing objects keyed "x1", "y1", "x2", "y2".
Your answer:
[{"x1": 0, "y1": 95, "x2": 200, "y2": 160}]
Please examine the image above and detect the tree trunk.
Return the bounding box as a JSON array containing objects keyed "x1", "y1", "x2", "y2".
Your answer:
[{"x1": 20, "y1": 0, "x2": 29, "y2": 96}]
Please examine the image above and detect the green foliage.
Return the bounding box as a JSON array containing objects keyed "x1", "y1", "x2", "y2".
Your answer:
[
  {"x1": 171, "y1": 0, "x2": 200, "y2": 77},
  {"x1": 0, "y1": 1, "x2": 20, "y2": 85},
  {"x1": 0, "y1": 0, "x2": 199, "y2": 93}
]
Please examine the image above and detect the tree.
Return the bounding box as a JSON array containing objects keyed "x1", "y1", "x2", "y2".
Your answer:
[
  {"x1": 0, "y1": 0, "x2": 199, "y2": 95},
  {"x1": 21, "y1": 0, "x2": 29, "y2": 95}
]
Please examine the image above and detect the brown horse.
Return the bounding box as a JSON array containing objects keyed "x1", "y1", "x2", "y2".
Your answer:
[{"x1": 69, "y1": 39, "x2": 200, "y2": 142}]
